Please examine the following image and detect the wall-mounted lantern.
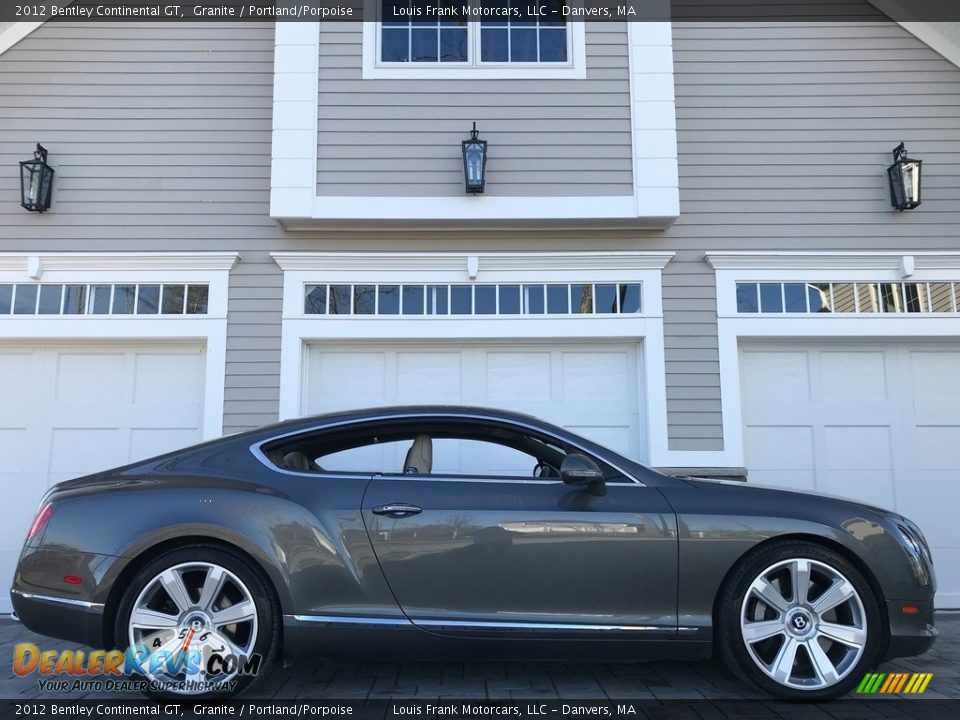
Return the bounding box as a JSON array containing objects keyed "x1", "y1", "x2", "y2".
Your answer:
[
  {"x1": 462, "y1": 123, "x2": 487, "y2": 195},
  {"x1": 887, "y1": 142, "x2": 922, "y2": 211},
  {"x1": 20, "y1": 144, "x2": 55, "y2": 212}
]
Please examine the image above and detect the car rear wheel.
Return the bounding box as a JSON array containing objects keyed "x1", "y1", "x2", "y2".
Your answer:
[
  {"x1": 718, "y1": 541, "x2": 882, "y2": 700},
  {"x1": 114, "y1": 546, "x2": 279, "y2": 698}
]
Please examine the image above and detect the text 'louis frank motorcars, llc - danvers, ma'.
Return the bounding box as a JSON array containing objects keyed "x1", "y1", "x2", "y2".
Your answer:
[{"x1": 9, "y1": 406, "x2": 937, "y2": 700}]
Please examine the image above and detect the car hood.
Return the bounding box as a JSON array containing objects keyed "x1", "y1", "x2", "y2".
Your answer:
[{"x1": 680, "y1": 475, "x2": 902, "y2": 522}]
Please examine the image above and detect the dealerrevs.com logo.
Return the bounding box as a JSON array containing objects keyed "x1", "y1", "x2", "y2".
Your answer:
[{"x1": 13, "y1": 627, "x2": 262, "y2": 694}]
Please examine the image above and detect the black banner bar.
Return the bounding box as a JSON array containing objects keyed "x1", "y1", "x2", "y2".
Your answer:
[
  {"x1": 1, "y1": 700, "x2": 960, "y2": 720},
  {"x1": 4, "y1": 1, "x2": 960, "y2": 24}
]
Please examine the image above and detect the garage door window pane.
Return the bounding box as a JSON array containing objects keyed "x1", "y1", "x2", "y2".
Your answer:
[
  {"x1": 0, "y1": 285, "x2": 12, "y2": 314},
  {"x1": 475, "y1": 286, "x2": 496, "y2": 315},
  {"x1": 856, "y1": 283, "x2": 879, "y2": 313},
  {"x1": 402, "y1": 285, "x2": 425, "y2": 315},
  {"x1": 569, "y1": 284, "x2": 591, "y2": 313},
  {"x1": 137, "y1": 285, "x2": 160, "y2": 315},
  {"x1": 305, "y1": 285, "x2": 327, "y2": 314},
  {"x1": 186, "y1": 285, "x2": 209, "y2": 315},
  {"x1": 832, "y1": 283, "x2": 856, "y2": 312},
  {"x1": 523, "y1": 285, "x2": 545, "y2": 314},
  {"x1": 808, "y1": 283, "x2": 831, "y2": 313},
  {"x1": 618, "y1": 284, "x2": 642, "y2": 314},
  {"x1": 498, "y1": 285, "x2": 521, "y2": 314},
  {"x1": 736, "y1": 283, "x2": 758, "y2": 313},
  {"x1": 112, "y1": 285, "x2": 135, "y2": 314},
  {"x1": 759, "y1": 283, "x2": 783, "y2": 313},
  {"x1": 329, "y1": 285, "x2": 352, "y2": 314},
  {"x1": 594, "y1": 284, "x2": 617, "y2": 314},
  {"x1": 354, "y1": 285, "x2": 376, "y2": 315},
  {"x1": 929, "y1": 283, "x2": 954, "y2": 312},
  {"x1": 378, "y1": 285, "x2": 400, "y2": 315},
  {"x1": 427, "y1": 285, "x2": 448, "y2": 314},
  {"x1": 784, "y1": 283, "x2": 807, "y2": 313},
  {"x1": 547, "y1": 285, "x2": 568, "y2": 314},
  {"x1": 38, "y1": 285, "x2": 62, "y2": 315},
  {"x1": 161, "y1": 285, "x2": 185, "y2": 314},
  {"x1": 90, "y1": 285, "x2": 112, "y2": 314},
  {"x1": 451, "y1": 286, "x2": 472, "y2": 314},
  {"x1": 14, "y1": 285, "x2": 38, "y2": 314},
  {"x1": 62, "y1": 285, "x2": 86, "y2": 315},
  {"x1": 904, "y1": 283, "x2": 927, "y2": 313}
]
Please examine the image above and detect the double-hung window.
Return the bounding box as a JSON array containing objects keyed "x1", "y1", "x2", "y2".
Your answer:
[{"x1": 364, "y1": 0, "x2": 585, "y2": 79}]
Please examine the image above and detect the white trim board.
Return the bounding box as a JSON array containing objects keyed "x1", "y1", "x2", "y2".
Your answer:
[
  {"x1": 0, "y1": 252, "x2": 238, "y2": 441},
  {"x1": 867, "y1": 1, "x2": 960, "y2": 70},
  {"x1": 706, "y1": 251, "x2": 960, "y2": 470},
  {"x1": 0, "y1": 22, "x2": 44, "y2": 56},
  {"x1": 270, "y1": 250, "x2": 715, "y2": 469},
  {"x1": 271, "y1": 22, "x2": 679, "y2": 226}
]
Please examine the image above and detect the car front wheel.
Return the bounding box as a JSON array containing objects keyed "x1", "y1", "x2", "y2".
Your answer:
[{"x1": 718, "y1": 541, "x2": 882, "y2": 700}]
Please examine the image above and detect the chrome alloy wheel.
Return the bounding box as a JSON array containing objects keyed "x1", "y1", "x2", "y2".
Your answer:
[
  {"x1": 740, "y1": 558, "x2": 867, "y2": 691},
  {"x1": 127, "y1": 562, "x2": 259, "y2": 694}
]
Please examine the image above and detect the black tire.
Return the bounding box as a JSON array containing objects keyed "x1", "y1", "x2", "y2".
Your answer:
[
  {"x1": 717, "y1": 541, "x2": 883, "y2": 700},
  {"x1": 113, "y1": 545, "x2": 280, "y2": 699}
]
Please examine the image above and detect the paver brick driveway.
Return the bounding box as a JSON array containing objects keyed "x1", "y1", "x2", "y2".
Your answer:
[{"x1": 2, "y1": 615, "x2": 957, "y2": 701}]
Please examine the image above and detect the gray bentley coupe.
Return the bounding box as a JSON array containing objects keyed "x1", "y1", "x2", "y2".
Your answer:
[{"x1": 10, "y1": 406, "x2": 936, "y2": 699}]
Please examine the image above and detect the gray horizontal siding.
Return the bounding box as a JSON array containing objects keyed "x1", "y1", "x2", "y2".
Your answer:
[
  {"x1": 315, "y1": 22, "x2": 634, "y2": 197},
  {"x1": 661, "y1": 9, "x2": 960, "y2": 451}
]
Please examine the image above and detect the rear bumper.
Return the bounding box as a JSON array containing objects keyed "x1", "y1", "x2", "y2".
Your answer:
[
  {"x1": 10, "y1": 588, "x2": 105, "y2": 648},
  {"x1": 882, "y1": 599, "x2": 938, "y2": 661}
]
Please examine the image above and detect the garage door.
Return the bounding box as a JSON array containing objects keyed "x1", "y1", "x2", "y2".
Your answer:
[
  {"x1": 740, "y1": 343, "x2": 960, "y2": 608},
  {"x1": 303, "y1": 341, "x2": 644, "y2": 469},
  {"x1": 0, "y1": 342, "x2": 206, "y2": 613}
]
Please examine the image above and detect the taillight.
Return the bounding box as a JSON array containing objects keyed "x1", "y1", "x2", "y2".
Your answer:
[{"x1": 26, "y1": 504, "x2": 52, "y2": 542}]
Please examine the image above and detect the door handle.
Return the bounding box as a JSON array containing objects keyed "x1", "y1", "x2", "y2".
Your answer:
[{"x1": 372, "y1": 503, "x2": 422, "y2": 518}]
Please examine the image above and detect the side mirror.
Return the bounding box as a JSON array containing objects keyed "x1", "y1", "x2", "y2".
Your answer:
[{"x1": 560, "y1": 453, "x2": 607, "y2": 497}]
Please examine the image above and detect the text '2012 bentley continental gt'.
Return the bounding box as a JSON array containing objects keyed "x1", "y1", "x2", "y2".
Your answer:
[{"x1": 11, "y1": 406, "x2": 936, "y2": 699}]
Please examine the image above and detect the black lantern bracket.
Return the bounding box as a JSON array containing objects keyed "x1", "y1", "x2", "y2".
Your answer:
[
  {"x1": 887, "y1": 142, "x2": 922, "y2": 212},
  {"x1": 20, "y1": 143, "x2": 55, "y2": 213},
  {"x1": 462, "y1": 122, "x2": 488, "y2": 195}
]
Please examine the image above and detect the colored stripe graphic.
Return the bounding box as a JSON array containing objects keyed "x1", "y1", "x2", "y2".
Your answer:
[
  {"x1": 879, "y1": 674, "x2": 897, "y2": 693},
  {"x1": 893, "y1": 673, "x2": 910, "y2": 693},
  {"x1": 857, "y1": 672, "x2": 932, "y2": 694},
  {"x1": 856, "y1": 674, "x2": 875, "y2": 693}
]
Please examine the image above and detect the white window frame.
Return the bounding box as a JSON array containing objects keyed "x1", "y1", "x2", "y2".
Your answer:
[
  {"x1": 0, "y1": 252, "x2": 237, "y2": 440},
  {"x1": 362, "y1": 20, "x2": 586, "y2": 80},
  {"x1": 272, "y1": 251, "x2": 682, "y2": 468},
  {"x1": 704, "y1": 251, "x2": 960, "y2": 471}
]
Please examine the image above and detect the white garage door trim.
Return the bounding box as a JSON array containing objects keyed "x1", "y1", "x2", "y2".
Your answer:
[
  {"x1": 272, "y1": 251, "x2": 684, "y2": 467},
  {"x1": 0, "y1": 252, "x2": 237, "y2": 440}
]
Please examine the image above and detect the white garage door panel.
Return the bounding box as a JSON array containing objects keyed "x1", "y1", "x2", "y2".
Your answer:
[
  {"x1": 741, "y1": 343, "x2": 960, "y2": 608},
  {"x1": 0, "y1": 343, "x2": 206, "y2": 613},
  {"x1": 304, "y1": 342, "x2": 644, "y2": 474}
]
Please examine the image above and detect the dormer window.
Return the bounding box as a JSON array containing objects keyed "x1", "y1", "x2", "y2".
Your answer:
[{"x1": 365, "y1": 0, "x2": 584, "y2": 79}]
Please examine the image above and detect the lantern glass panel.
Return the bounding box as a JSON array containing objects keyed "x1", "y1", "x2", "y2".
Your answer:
[
  {"x1": 465, "y1": 143, "x2": 485, "y2": 188},
  {"x1": 902, "y1": 161, "x2": 920, "y2": 204}
]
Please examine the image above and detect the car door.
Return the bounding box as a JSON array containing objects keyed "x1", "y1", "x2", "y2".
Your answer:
[{"x1": 361, "y1": 436, "x2": 678, "y2": 637}]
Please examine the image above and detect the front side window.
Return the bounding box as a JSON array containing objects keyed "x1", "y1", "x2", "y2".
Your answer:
[{"x1": 379, "y1": 0, "x2": 569, "y2": 66}]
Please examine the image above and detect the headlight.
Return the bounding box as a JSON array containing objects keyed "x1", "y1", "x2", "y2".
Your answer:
[{"x1": 895, "y1": 522, "x2": 933, "y2": 588}]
